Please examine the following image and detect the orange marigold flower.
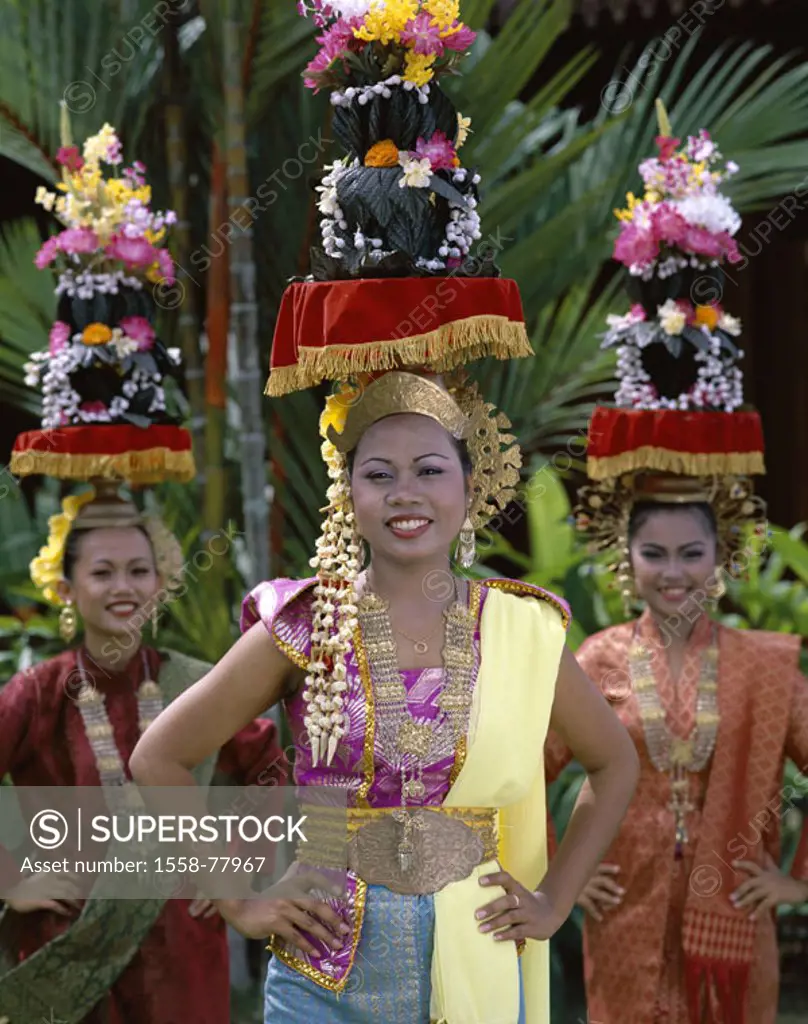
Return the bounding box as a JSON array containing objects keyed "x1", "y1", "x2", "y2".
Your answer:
[
  {"x1": 364, "y1": 140, "x2": 400, "y2": 168},
  {"x1": 693, "y1": 305, "x2": 720, "y2": 330},
  {"x1": 82, "y1": 323, "x2": 113, "y2": 345}
]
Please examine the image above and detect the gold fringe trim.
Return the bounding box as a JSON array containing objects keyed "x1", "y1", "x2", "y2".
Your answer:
[
  {"x1": 587, "y1": 447, "x2": 766, "y2": 482},
  {"x1": 10, "y1": 447, "x2": 196, "y2": 485},
  {"x1": 265, "y1": 316, "x2": 533, "y2": 396}
]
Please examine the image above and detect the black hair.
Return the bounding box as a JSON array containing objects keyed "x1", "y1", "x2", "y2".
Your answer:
[
  {"x1": 347, "y1": 435, "x2": 473, "y2": 477},
  {"x1": 627, "y1": 501, "x2": 718, "y2": 546},
  {"x1": 62, "y1": 525, "x2": 155, "y2": 581}
]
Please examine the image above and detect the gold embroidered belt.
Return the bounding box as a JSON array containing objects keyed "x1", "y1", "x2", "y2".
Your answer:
[{"x1": 295, "y1": 805, "x2": 499, "y2": 896}]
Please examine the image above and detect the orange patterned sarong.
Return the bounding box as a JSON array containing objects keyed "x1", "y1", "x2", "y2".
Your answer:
[{"x1": 546, "y1": 611, "x2": 808, "y2": 1024}]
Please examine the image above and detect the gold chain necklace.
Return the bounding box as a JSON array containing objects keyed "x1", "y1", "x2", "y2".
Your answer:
[
  {"x1": 394, "y1": 619, "x2": 445, "y2": 655},
  {"x1": 76, "y1": 649, "x2": 163, "y2": 787},
  {"x1": 357, "y1": 579, "x2": 477, "y2": 870},
  {"x1": 629, "y1": 626, "x2": 720, "y2": 858}
]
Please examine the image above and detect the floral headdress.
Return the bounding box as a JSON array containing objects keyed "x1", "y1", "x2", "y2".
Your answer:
[
  {"x1": 12, "y1": 108, "x2": 194, "y2": 486},
  {"x1": 604, "y1": 100, "x2": 744, "y2": 414},
  {"x1": 30, "y1": 484, "x2": 184, "y2": 608},
  {"x1": 576, "y1": 100, "x2": 767, "y2": 593}
]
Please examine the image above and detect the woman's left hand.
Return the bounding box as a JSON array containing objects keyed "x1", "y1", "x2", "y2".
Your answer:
[
  {"x1": 476, "y1": 870, "x2": 564, "y2": 943},
  {"x1": 731, "y1": 855, "x2": 808, "y2": 918}
]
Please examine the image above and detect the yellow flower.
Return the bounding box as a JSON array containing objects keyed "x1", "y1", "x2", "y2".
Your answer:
[
  {"x1": 145, "y1": 227, "x2": 166, "y2": 245},
  {"x1": 35, "y1": 186, "x2": 57, "y2": 211},
  {"x1": 82, "y1": 323, "x2": 113, "y2": 345},
  {"x1": 319, "y1": 382, "x2": 362, "y2": 441},
  {"x1": 456, "y1": 113, "x2": 472, "y2": 148},
  {"x1": 614, "y1": 192, "x2": 641, "y2": 222},
  {"x1": 424, "y1": 0, "x2": 460, "y2": 29},
  {"x1": 355, "y1": 0, "x2": 416, "y2": 44},
  {"x1": 30, "y1": 490, "x2": 96, "y2": 605},
  {"x1": 403, "y1": 51, "x2": 436, "y2": 87},
  {"x1": 364, "y1": 139, "x2": 400, "y2": 167}
]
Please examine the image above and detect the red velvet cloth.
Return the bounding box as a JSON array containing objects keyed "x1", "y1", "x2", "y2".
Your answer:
[
  {"x1": 0, "y1": 648, "x2": 287, "y2": 1024},
  {"x1": 269, "y1": 276, "x2": 527, "y2": 372},
  {"x1": 587, "y1": 407, "x2": 765, "y2": 459},
  {"x1": 12, "y1": 424, "x2": 193, "y2": 458}
]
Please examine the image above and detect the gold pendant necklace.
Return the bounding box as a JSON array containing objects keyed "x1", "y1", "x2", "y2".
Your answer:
[
  {"x1": 358, "y1": 578, "x2": 477, "y2": 871},
  {"x1": 629, "y1": 625, "x2": 720, "y2": 859},
  {"x1": 394, "y1": 620, "x2": 445, "y2": 654},
  {"x1": 76, "y1": 649, "x2": 163, "y2": 788}
]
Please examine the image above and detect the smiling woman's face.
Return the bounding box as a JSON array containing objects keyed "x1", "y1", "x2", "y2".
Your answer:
[
  {"x1": 628, "y1": 506, "x2": 718, "y2": 617},
  {"x1": 350, "y1": 413, "x2": 468, "y2": 567},
  {"x1": 58, "y1": 526, "x2": 161, "y2": 640}
]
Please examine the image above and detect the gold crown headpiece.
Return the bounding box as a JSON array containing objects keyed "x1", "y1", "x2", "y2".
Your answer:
[
  {"x1": 30, "y1": 481, "x2": 184, "y2": 606},
  {"x1": 321, "y1": 370, "x2": 522, "y2": 530},
  {"x1": 575, "y1": 471, "x2": 768, "y2": 601}
]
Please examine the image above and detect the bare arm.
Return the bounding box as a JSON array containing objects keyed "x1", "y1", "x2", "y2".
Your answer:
[
  {"x1": 537, "y1": 646, "x2": 638, "y2": 922},
  {"x1": 129, "y1": 622, "x2": 296, "y2": 786}
]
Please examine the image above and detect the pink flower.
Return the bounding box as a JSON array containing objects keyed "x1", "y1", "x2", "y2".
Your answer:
[
  {"x1": 79, "y1": 400, "x2": 108, "y2": 415},
  {"x1": 304, "y1": 18, "x2": 357, "y2": 90},
  {"x1": 120, "y1": 316, "x2": 155, "y2": 351},
  {"x1": 651, "y1": 204, "x2": 689, "y2": 247},
  {"x1": 56, "y1": 227, "x2": 99, "y2": 255},
  {"x1": 613, "y1": 223, "x2": 658, "y2": 268},
  {"x1": 682, "y1": 225, "x2": 724, "y2": 259},
  {"x1": 155, "y1": 247, "x2": 175, "y2": 284},
  {"x1": 400, "y1": 13, "x2": 445, "y2": 56},
  {"x1": 412, "y1": 131, "x2": 457, "y2": 171},
  {"x1": 629, "y1": 303, "x2": 646, "y2": 321},
  {"x1": 446, "y1": 256, "x2": 462, "y2": 269},
  {"x1": 106, "y1": 234, "x2": 159, "y2": 267},
  {"x1": 56, "y1": 145, "x2": 84, "y2": 172},
  {"x1": 49, "y1": 321, "x2": 71, "y2": 354},
  {"x1": 724, "y1": 235, "x2": 742, "y2": 263},
  {"x1": 443, "y1": 23, "x2": 476, "y2": 51},
  {"x1": 34, "y1": 236, "x2": 60, "y2": 269},
  {"x1": 656, "y1": 135, "x2": 680, "y2": 162}
]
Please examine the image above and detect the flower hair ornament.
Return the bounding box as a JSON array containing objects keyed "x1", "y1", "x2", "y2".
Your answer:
[
  {"x1": 30, "y1": 482, "x2": 185, "y2": 610},
  {"x1": 302, "y1": 370, "x2": 522, "y2": 765}
]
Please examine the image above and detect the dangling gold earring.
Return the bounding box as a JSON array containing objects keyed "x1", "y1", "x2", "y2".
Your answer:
[
  {"x1": 455, "y1": 515, "x2": 476, "y2": 569},
  {"x1": 60, "y1": 601, "x2": 78, "y2": 642},
  {"x1": 706, "y1": 573, "x2": 726, "y2": 600}
]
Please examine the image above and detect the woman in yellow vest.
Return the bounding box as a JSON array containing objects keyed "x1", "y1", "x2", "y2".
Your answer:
[{"x1": 132, "y1": 370, "x2": 639, "y2": 1024}]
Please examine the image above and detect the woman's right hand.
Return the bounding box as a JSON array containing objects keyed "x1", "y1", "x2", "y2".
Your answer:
[
  {"x1": 4, "y1": 873, "x2": 83, "y2": 916},
  {"x1": 577, "y1": 863, "x2": 625, "y2": 922},
  {"x1": 217, "y1": 894, "x2": 350, "y2": 955}
]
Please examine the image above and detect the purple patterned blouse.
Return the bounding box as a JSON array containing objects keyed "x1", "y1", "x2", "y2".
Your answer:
[{"x1": 240, "y1": 576, "x2": 486, "y2": 808}]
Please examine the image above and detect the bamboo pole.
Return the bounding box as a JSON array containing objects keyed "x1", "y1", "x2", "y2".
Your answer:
[
  {"x1": 222, "y1": 0, "x2": 269, "y2": 584},
  {"x1": 163, "y1": 13, "x2": 206, "y2": 469}
]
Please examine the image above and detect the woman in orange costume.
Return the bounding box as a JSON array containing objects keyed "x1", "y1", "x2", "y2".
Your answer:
[
  {"x1": 546, "y1": 489, "x2": 808, "y2": 1024},
  {"x1": 546, "y1": 101, "x2": 808, "y2": 1024}
]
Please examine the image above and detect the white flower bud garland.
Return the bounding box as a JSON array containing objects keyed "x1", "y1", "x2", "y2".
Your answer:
[{"x1": 304, "y1": 442, "x2": 361, "y2": 766}]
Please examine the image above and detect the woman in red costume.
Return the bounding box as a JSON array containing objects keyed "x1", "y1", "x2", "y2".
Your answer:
[{"x1": 0, "y1": 487, "x2": 287, "y2": 1023}]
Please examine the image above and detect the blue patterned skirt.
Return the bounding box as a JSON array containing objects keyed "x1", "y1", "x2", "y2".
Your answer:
[{"x1": 264, "y1": 885, "x2": 526, "y2": 1023}]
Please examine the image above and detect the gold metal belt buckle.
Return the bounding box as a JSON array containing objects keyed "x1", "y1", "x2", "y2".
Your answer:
[{"x1": 347, "y1": 808, "x2": 497, "y2": 896}]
